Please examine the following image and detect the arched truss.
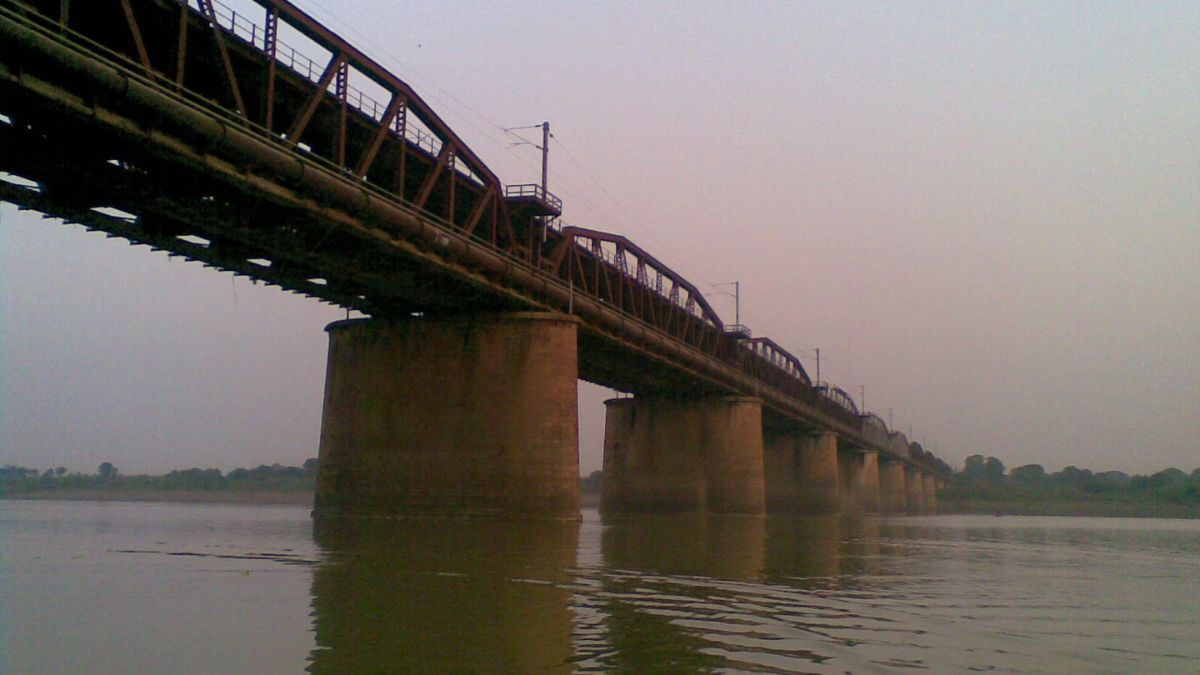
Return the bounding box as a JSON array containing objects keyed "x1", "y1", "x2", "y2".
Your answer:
[
  {"x1": 818, "y1": 385, "x2": 860, "y2": 416},
  {"x1": 547, "y1": 226, "x2": 725, "y2": 354},
  {"x1": 744, "y1": 337, "x2": 812, "y2": 386},
  {"x1": 859, "y1": 412, "x2": 890, "y2": 446}
]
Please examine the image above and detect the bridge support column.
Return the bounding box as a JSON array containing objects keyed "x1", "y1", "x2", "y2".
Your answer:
[
  {"x1": 764, "y1": 430, "x2": 800, "y2": 512},
  {"x1": 313, "y1": 313, "x2": 580, "y2": 519},
  {"x1": 860, "y1": 450, "x2": 881, "y2": 513},
  {"x1": 879, "y1": 459, "x2": 908, "y2": 514},
  {"x1": 838, "y1": 445, "x2": 869, "y2": 513},
  {"x1": 922, "y1": 473, "x2": 939, "y2": 514},
  {"x1": 601, "y1": 396, "x2": 765, "y2": 514},
  {"x1": 904, "y1": 466, "x2": 924, "y2": 514},
  {"x1": 797, "y1": 432, "x2": 843, "y2": 514},
  {"x1": 764, "y1": 430, "x2": 841, "y2": 514}
]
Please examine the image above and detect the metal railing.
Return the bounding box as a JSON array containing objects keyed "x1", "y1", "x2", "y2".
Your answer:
[
  {"x1": 203, "y1": 0, "x2": 443, "y2": 157},
  {"x1": 503, "y1": 183, "x2": 563, "y2": 211}
]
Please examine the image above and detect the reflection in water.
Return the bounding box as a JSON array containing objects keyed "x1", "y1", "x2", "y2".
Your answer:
[
  {"x1": 585, "y1": 513, "x2": 897, "y2": 671},
  {"x1": 594, "y1": 514, "x2": 768, "y2": 671},
  {"x1": 304, "y1": 512, "x2": 1200, "y2": 672},
  {"x1": 8, "y1": 503, "x2": 1195, "y2": 673},
  {"x1": 601, "y1": 513, "x2": 767, "y2": 579},
  {"x1": 309, "y1": 517, "x2": 579, "y2": 673}
]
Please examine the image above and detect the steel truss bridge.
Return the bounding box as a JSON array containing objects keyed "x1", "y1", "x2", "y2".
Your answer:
[{"x1": 0, "y1": 0, "x2": 951, "y2": 478}]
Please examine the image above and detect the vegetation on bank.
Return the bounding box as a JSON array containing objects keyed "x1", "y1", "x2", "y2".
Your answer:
[
  {"x1": 582, "y1": 470, "x2": 603, "y2": 493},
  {"x1": 942, "y1": 455, "x2": 1200, "y2": 518},
  {"x1": 2, "y1": 462, "x2": 608, "y2": 501},
  {"x1": 7, "y1": 457, "x2": 1197, "y2": 518},
  {"x1": 0, "y1": 459, "x2": 318, "y2": 497}
]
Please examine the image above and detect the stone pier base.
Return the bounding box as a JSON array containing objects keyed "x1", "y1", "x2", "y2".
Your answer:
[
  {"x1": 763, "y1": 430, "x2": 842, "y2": 514},
  {"x1": 313, "y1": 313, "x2": 580, "y2": 519},
  {"x1": 840, "y1": 446, "x2": 878, "y2": 509},
  {"x1": 879, "y1": 459, "x2": 908, "y2": 514},
  {"x1": 860, "y1": 451, "x2": 881, "y2": 513},
  {"x1": 904, "y1": 466, "x2": 925, "y2": 514},
  {"x1": 601, "y1": 396, "x2": 765, "y2": 514},
  {"x1": 923, "y1": 473, "x2": 939, "y2": 514}
]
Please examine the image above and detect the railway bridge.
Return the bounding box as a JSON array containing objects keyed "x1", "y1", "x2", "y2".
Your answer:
[{"x1": 0, "y1": 0, "x2": 952, "y2": 518}]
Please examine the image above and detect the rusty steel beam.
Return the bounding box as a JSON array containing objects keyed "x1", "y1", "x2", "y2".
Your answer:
[
  {"x1": 173, "y1": 1, "x2": 188, "y2": 87},
  {"x1": 196, "y1": 0, "x2": 247, "y2": 118},
  {"x1": 285, "y1": 52, "x2": 345, "y2": 147},
  {"x1": 118, "y1": 0, "x2": 151, "y2": 74},
  {"x1": 412, "y1": 146, "x2": 449, "y2": 212},
  {"x1": 353, "y1": 92, "x2": 403, "y2": 178}
]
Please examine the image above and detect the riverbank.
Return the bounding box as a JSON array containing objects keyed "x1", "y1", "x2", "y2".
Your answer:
[
  {"x1": 2, "y1": 489, "x2": 314, "y2": 505},
  {"x1": 944, "y1": 498, "x2": 1200, "y2": 519},
  {"x1": 7, "y1": 489, "x2": 1196, "y2": 517},
  {"x1": 3, "y1": 487, "x2": 605, "y2": 508}
]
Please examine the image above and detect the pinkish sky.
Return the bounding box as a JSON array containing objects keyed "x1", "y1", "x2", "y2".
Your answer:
[{"x1": 2, "y1": 0, "x2": 1197, "y2": 476}]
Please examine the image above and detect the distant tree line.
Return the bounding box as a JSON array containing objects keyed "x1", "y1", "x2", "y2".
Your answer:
[
  {"x1": 581, "y1": 470, "x2": 603, "y2": 492},
  {"x1": 943, "y1": 454, "x2": 1200, "y2": 516},
  {"x1": 0, "y1": 459, "x2": 318, "y2": 496}
]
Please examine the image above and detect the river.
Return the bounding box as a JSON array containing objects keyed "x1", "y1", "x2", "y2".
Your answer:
[{"x1": 1, "y1": 500, "x2": 1197, "y2": 673}]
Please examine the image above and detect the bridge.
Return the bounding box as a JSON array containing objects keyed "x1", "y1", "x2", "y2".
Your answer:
[{"x1": 0, "y1": 0, "x2": 952, "y2": 518}]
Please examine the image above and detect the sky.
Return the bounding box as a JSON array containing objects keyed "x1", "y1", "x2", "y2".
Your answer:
[{"x1": 2, "y1": 0, "x2": 1197, "y2": 477}]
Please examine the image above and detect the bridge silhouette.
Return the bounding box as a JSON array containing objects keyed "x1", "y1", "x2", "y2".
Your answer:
[{"x1": 0, "y1": 0, "x2": 950, "y2": 518}]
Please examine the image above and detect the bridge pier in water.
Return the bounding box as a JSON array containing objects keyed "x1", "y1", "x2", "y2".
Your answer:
[
  {"x1": 879, "y1": 458, "x2": 908, "y2": 513},
  {"x1": 904, "y1": 466, "x2": 926, "y2": 514},
  {"x1": 313, "y1": 313, "x2": 581, "y2": 519},
  {"x1": 758, "y1": 427, "x2": 844, "y2": 511},
  {"x1": 837, "y1": 446, "x2": 882, "y2": 514},
  {"x1": 601, "y1": 396, "x2": 766, "y2": 514},
  {"x1": 860, "y1": 450, "x2": 881, "y2": 513},
  {"x1": 763, "y1": 430, "x2": 843, "y2": 514},
  {"x1": 923, "y1": 474, "x2": 939, "y2": 513}
]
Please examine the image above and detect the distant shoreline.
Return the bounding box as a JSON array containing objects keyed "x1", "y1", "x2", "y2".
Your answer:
[
  {"x1": 943, "y1": 498, "x2": 1200, "y2": 519},
  {"x1": 4, "y1": 489, "x2": 1195, "y2": 518},
  {"x1": 2, "y1": 489, "x2": 314, "y2": 505},
  {"x1": 2, "y1": 488, "x2": 604, "y2": 508}
]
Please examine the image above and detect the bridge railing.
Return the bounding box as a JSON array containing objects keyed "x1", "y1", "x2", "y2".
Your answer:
[{"x1": 200, "y1": 0, "x2": 447, "y2": 160}]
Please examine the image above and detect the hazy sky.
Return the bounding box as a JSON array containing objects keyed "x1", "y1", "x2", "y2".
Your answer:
[{"x1": 2, "y1": 0, "x2": 1197, "y2": 476}]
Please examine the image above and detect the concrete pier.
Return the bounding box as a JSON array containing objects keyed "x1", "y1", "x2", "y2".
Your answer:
[
  {"x1": 601, "y1": 396, "x2": 765, "y2": 514},
  {"x1": 879, "y1": 459, "x2": 908, "y2": 513},
  {"x1": 922, "y1": 473, "x2": 939, "y2": 514},
  {"x1": 904, "y1": 466, "x2": 925, "y2": 514},
  {"x1": 764, "y1": 430, "x2": 844, "y2": 514},
  {"x1": 764, "y1": 430, "x2": 803, "y2": 513},
  {"x1": 795, "y1": 432, "x2": 843, "y2": 514},
  {"x1": 860, "y1": 450, "x2": 881, "y2": 513},
  {"x1": 313, "y1": 313, "x2": 581, "y2": 519},
  {"x1": 838, "y1": 447, "x2": 866, "y2": 513}
]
